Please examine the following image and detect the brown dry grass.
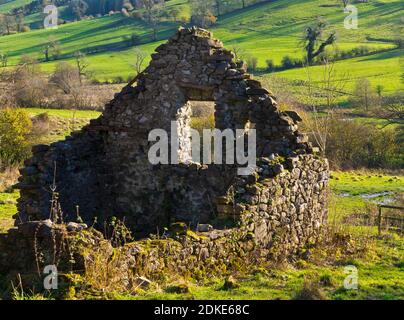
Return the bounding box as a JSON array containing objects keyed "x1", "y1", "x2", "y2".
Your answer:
[{"x1": 0, "y1": 167, "x2": 19, "y2": 193}]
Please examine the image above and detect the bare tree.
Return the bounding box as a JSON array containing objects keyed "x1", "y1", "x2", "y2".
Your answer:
[
  {"x1": 50, "y1": 61, "x2": 92, "y2": 112},
  {"x1": 320, "y1": 56, "x2": 349, "y2": 109},
  {"x1": 50, "y1": 61, "x2": 80, "y2": 94},
  {"x1": 150, "y1": 6, "x2": 162, "y2": 41},
  {"x1": 213, "y1": 0, "x2": 225, "y2": 16},
  {"x1": 133, "y1": 48, "x2": 147, "y2": 76},
  {"x1": 12, "y1": 56, "x2": 48, "y2": 108},
  {"x1": 15, "y1": 13, "x2": 24, "y2": 32},
  {"x1": 43, "y1": 37, "x2": 61, "y2": 61},
  {"x1": 0, "y1": 14, "x2": 16, "y2": 35},
  {"x1": 351, "y1": 78, "x2": 377, "y2": 112},
  {"x1": 302, "y1": 57, "x2": 349, "y2": 156},
  {"x1": 138, "y1": 0, "x2": 164, "y2": 41},
  {"x1": 69, "y1": 0, "x2": 89, "y2": 20},
  {"x1": 74, "y1": 51, "x2": 89, "y2": 85},
  {"x1": 138, "y1": 0, "x2": 163, "y2": 22},
  {"x1": 190, "y1": 0, "x2": 217, "y2": 28},
  {"x1": 341, "y1": 0, "x2": 350, "y2": 8},
  {"x1": 373, "y1": 93, "x2": 404, "y2": 126},
  {"x1": 0, "y1": 52, "x2": 8, "y2": 67}
]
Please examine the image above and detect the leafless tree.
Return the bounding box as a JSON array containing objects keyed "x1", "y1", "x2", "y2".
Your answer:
[
  {"x1": 213, "y1": 0, "x2": 225, "y2": 16},
  {"x1": 15, "y1": 13, "x2": 24, "y2": 32},
  {"x1": 50, "y1": 61, "x2": 80, "y2": 94},
  {"x1": 351, "y1": 78, "x2": 377, "y2": 112},
  {"x1": 0, "y1": 14, "x2": 16, "y2": 35},
  {"x1": 74, "y1": 51, "x2": 89, "y2": 85},
  {"x1": 302, "y1": 57, "x2": 349, "y2": 156},
  {"x1": 138, "y1": 0, "x2": 164, "y2": 41},
  {"x1": 133, "y1": 48, "x2": 147, "y2": 76},
  {"x1": 373, "y1": 94, "x2": 404, "y2": 127},
  {"x1": 43, "y1": 37, "x2": 61, "y2": 62},
  {"x1": 341, "y1": 0, "x2": 350, "y2": 8},
  {"x1": 320, "y1": 56, "x2": 349, "y2": 109},
  {"x1": 12, "y1": 56, "x2": 48, "y2": 107},
  {"x1": 190, "y1": 0, "x2": 217, "y2": 28},
  {"x1": 0, "y1": 52, "x2": 8, "y2": 67}
]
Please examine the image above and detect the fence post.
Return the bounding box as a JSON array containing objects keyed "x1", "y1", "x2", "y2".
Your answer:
[{"x1": 378, "y1": 206, "x2": 382, "y2": 236}]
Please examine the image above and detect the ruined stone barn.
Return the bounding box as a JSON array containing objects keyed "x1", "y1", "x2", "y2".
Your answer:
[{"x1": 16, "y1": 27, "x2": 329, "y2": 250}]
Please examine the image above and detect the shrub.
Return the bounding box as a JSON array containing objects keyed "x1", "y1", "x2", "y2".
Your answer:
[
  {"x1": 30, "y1": 112, "x2": 50, "y2": 144},
  {"x1": 0, "y1": 108, "x2": 32, "y2": 168},
  {"x1": 21, "y1": 26, "x2": 30, "y2": 32},
  {"x1": 132, "y1": 11, "x2": 143, "y2": 19},
  {"x1": 50, "y1": 62, "x2": 81, "y2": 94},
  {"x1": 222, "y1": 276, "x2": 239, "y2": 290},
  {"x1": 294, "y1": 279, "x2": 327, "y2": 300},
  {"x1": 281, "y1": 56, "x2": 294, "y2": 69},
  {"x1": 197, "y1": 12, "x2": 216, "y2": 27},
  {"x1": 123, "y1": 33, "x2": 141, "y2": 46},
  {"x1": 112, "y1": 76, "x2": 126, "y2": 84},
  {"x1": 325, "y1": 117, "x2": 401, "y2": 169},
  {"x1": 281, "y1": 55, "x2": 302, "y2": 69},
  {"x1": 13, "y1": 57, "x2": 48, "y2": 108},
  {"x1": 265, "y1": 59, "x2": 275, "y2": 72},
  {"x1": 350, "y1": 78, "x2": 378, "y2": 111},
  {"x1": 246, "y1": 55, "x2": 258, "y2": 73}
]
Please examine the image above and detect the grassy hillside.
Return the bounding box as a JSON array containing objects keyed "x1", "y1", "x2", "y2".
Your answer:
[
  {"x1": 0, "y1": 0, "x2": 402, "y2": 90},
  {"x1": 276, "y1": 48, "x2": 403, "y2": 93},
  {"x1": 0, "y1": 0, "x2": 31, "y2": 13}
]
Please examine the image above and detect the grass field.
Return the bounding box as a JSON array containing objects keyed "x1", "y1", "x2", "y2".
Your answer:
[
  {"x1": 276, "y1": 48, "x2": 403, "y2": 94},
  {"x1": 23, "y1": 107, "x2": 101, "y2": 119},
  {"x1": 121, "y1": 235, "x2": 403, "y2": 300},
  {"x1": 330, "y1": 171, "x2": 403, "y2": 196},
  {"x1": 0, "y1": 0, "x2": 31, "y2": 13},
  {"x1": 0, "y1": 0, "x2": 402, "y2": 89},
  {"x1": 0, "y1": 191, "x2": 18, "y2": 233}
]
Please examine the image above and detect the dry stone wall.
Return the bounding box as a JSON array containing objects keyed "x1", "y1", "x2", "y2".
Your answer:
[{"x1": 13, "y1": 27, "x2": 329, "y2": 257}]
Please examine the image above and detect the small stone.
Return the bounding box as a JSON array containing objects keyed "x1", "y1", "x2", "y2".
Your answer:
[
  {"x1": 169, "y1": 222, "x2": 188, "y2": 235},
  {"x1": 197, "y1": 224, "x2": 213, "y2": 232},
  {"x1": 199, "y1": 247, "x2": 209, "y2": 261},
  {"x1": 284, "y1": 111, "x2": 303, "y2": 123},
  {"x1": 67, "y1": 222, "x2": 88, "y2": 232}
]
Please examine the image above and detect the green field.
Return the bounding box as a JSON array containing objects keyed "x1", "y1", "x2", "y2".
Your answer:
[
  {"x1": 0, "y1": 0, "x2": 32, "y2": 13},
  {"x1": 23, "y1": 107, "x2": 101, "y2": 119},
  {"x1": 276, "y1": 49, "x2": 403, "y2": 93},
  {"x1": 0, "y1": 0, "x2": 402, "y2": 89},
  {"x1": 0, "y1": 191, "x2": 17, "y2": 233}
]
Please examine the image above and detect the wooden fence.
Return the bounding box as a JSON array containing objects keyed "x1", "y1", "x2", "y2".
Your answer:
[{"x1": 378, "y1": 205, "x2": 404, "y2": 235}]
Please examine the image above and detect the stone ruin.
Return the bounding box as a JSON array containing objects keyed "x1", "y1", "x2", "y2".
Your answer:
[{"x1": 2, "y1": 28, "x2": 329, "y2": 278}]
